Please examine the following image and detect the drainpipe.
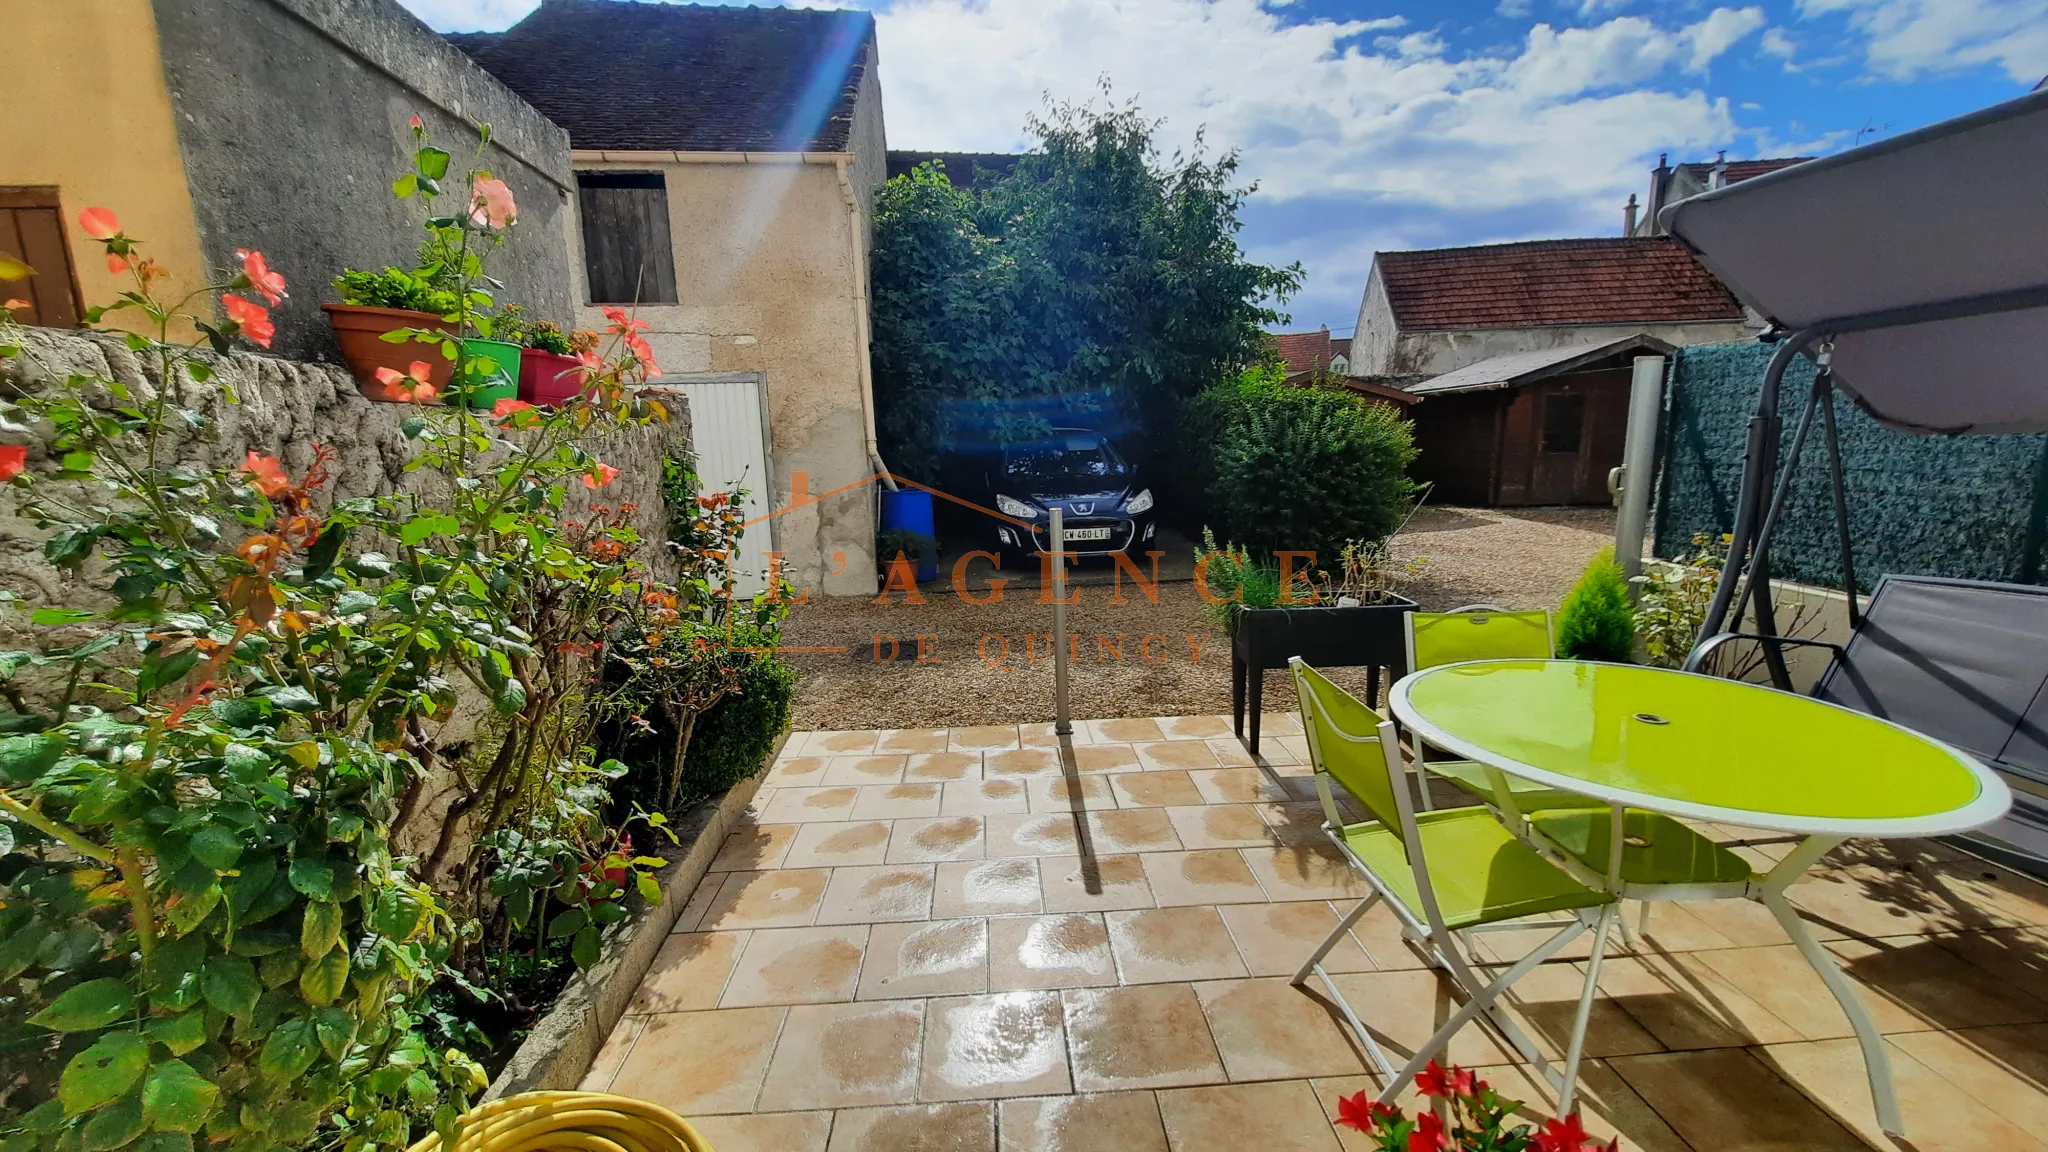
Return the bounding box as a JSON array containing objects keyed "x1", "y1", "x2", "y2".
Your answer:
[{"x1": 835, "y1": 157, "x2": 897, "y2": 491}]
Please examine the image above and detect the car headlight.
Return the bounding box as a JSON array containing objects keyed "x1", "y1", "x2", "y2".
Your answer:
[
  {"x1": 1124, "y1": 488, "x2": 1154, "y2": 515},
  {"x1": 996, "y1": 494, "x2": 1040, "y2": 519}
]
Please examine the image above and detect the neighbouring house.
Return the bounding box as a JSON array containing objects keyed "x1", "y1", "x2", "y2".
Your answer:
[
  {"x1": 885, "y1": 151, "x2": 1021, "y2": 190},
  {"x1": 1626, "y1": 151, "x2": 1814, "y2": 237},
  {"x1": 1270, "y1": 326, "x2": 1352, "y2": 379},
  {"x1": 4, "y1": 0, "x2": 575, "y2": 359},
  {"x1": 452, "y1": 0, "x2": 888, "y2": 596}
]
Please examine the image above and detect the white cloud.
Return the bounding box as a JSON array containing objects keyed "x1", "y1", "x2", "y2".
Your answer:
[
  {"x1": 1576, "y1": 0, "x2": 1633, "y2": 15},
  {"x1": 1758, "y1": 25, "x2": 1799, "y2": 69},
  {"x1": 1798, "y1": 0, "x2": 2048, "y2": 81},
  {"x1": 400, "y1": 0, "x2": 537, "y2": 31},
  {"x1": 1683, "y1": 6, "x2": 1768, "y2": 71},
  {"x1": 1497, "y1": 0, "x2": 1533, "y2": 16}
]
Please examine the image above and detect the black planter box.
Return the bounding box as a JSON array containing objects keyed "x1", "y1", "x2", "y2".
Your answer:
[{"x1": 1230, "y1": 594, "x2": 1418, "y2": 754}]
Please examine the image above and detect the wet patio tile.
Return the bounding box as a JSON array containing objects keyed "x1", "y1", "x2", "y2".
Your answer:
[
  {"x1": 1071, "y1": 744, "x2": 1144, "y2": 774},
  {"x1": 851, "y1": 783, "x2": 944, "y2": 820},
  {"x1": 1759, "y1": 1036, "x2": 2045, "y2": 1151},
  {"x1": 1164, "y1": 804, "x2": 1279, "y2": 849},
  {"x1": 1085, "y1": 809, "x2": 1183, "y2": 854},
  {"x1": 944, "y1": 778, "x2": 1032, "y2": 816},
  {"x1": 820, "y1": 755, "x2": 909, "y2": 787},
  {"x1": 579, "y1": 1015, "x2": 646, "y2": 1091},
  {"x1": 986, "y1": 812, "x2": 1083, "y2": 857},
  {"x1": 1205, "y1": 738, "x2": 1258, "y2": 768},
  {"x1": 920, "y1": 990, "x2": 1070, "y2": 1102},
  {"x1": 953, "y1": 725, "x2": 1023, "y2": 752},
  {"x1": 1240, "y1": 846, "x2": 1369, "y2": 901},
  {"x1": 908, "y1": 751, "x2": 983, "y2": 782},
  {"x1": 1607, "y1": 1048, "x2": 1878, "y2": 1151},
  {"x1": 757, "y1": 1000, "x2": 925, "y2": 1111},
  {"x1": 670, "y1": 873, "x2": 723, "y2": 933},
  {"x1": 758, "y1": 787, "x2": 860, "y2": 823},
  {"x1": 889, "y1": 816, "x2": 988, "y2": 863},
  {"x1": 1325, "y1": 968, "x2": 1519, "y2": 1066},
  {"x1": 1193, "y1": 977, "x2": 1368, "y2": 1080},
  {"x1": 935, "y1": 858, "x2": 1044, "y2": 918},
  {"x1": 608, "y1": 1005, "x2": 786, "y2": 1115},
  {"x1": 1030, "y1": 774, "x2": 1118, "y2": 812},
  {"x1": 720, "y1": 925, "x2": 868, "y2": 1007},
  {"x1": 802, "y1": 730, "x2": 881, "y2": 756},
  {"x1": 1189, "y1": 767, "x2": 1291, "y2": 804},
  {"x1": 860, "y1": 918, "x2": 989, "y2": 1000},
  {"x1": 815, "y1": 864, "x2": 937, "y2": 925},
  {"x1": 877, "y1": 728, "x2": 953, "y2": 755},
  {"x1": 825, "y1": 1102, "x2": 994, "y2": 1152},
  {"x1": 1156, "y1": 714, "x2": 1234, "y2": 739},
  {"x1": 1108, "y1": 771, "x2": 1205, "y2": 808},
  {"x1": 1063, "y1": 983, "x2": 1227, "y2": 1091},
  {"x1": 1139, "y1": 850, "x2": 1269, "y2": 907},
  {"x1": 998, "y1": 1092, "x2": 1169, "y2": 1152},
  {"x1": 686, "y1": 1112, "x2": 832, "y2": 1152},
  {"x1": 1253, "y1": 802, "x2": 1335, "y2": 848},
  {"x1": 762, "y1": 755, "x2": 829, "y2": 787},
  {"x1": 1041, "y1": 853, "x2": 1157, "y2": 913},
  {"x1": 986, "y1": 748, "x2": 1063, "y2": 777},
  {"x1": 1088, "y1": 717, "x2": 1166, "y2": 743},
  {"x1": 710, "y1": 823, "x2": 800, "y2": 872},
  {"x1": 630, "y1": 931, "x2": 746, "y2": 1013},
  {"x1": 988, "y1": 912, "x2": 1116, "y2": 990},
  {"x1": 1107, "y1": 906, "x2": 1250, "y2": 984},
  {"x1": 1156, "y1": 1079, "x2": 1340, "y2": 1151},
  {"x1": 699, "y1": 868, "x2": 831, "y2": 931},
  {"x1": 1216, "y1": 902, "x2": 1375, "y2": 977},
  {"x1": 1134, "y1": 741, "x2": 1222, "y2": 773},
  {"x1": 784, "y1": 821, "x2": 894, "y2": 868}
]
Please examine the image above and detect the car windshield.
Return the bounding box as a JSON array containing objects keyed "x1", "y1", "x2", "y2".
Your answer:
[{"x1": 1005, "y1": 436, "x2": 1126, "y2": 486}]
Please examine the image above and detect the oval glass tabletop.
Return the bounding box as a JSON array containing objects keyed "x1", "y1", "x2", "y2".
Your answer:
[{"x1": 1391, "y1": 660, "x2": 2011, "y2": 836}]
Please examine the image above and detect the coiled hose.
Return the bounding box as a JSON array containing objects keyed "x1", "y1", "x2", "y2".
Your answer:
[{"x1": 404, "y1": 1092, "x2": 714, "y2": 1152}]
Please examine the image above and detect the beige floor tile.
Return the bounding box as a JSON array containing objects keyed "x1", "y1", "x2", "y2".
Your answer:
[
  {"x1": 630, "y1": 931, "x2": 747, "y2": 1014},
  {"x1": 1042, "y1": 853, "x2": 1157, "y2": 913},
  {"x1": 1086, "y1": 809, "x2": 1183, "y2": 854},
  {"x1": 1155, "y1": 714, "x2": 1233, "y2": 740},
  {"x1": 920, "y1": 990, "x2": 1071, "y2": 1102},
  {"x1": 785, "y1": 821, "x2": 894, "y2": 868},
  {"x1": 1921, "y1": 860, "x2": 2048, "y2": 928},
  {"x1": 1089, "y1": 717, "x2": 1166, "y2": 743},
  {"x1": 1934, "y1": 925, "x2": 2048, "y2": 986},
  {"x1": 1604, "y1": 1049, "x2": 1858, "y2": 1151},
  {"x1": 1109, "y1": 771, "x2": 1206, "y2": 808},
  {"x1": 878, "y1": 728, "x2": 952, "y2": 755},
  {"x1": 826, "y1": 1102, "x2": 994, "y2": 1152},
  {"x1": 609, "y1": 1006, "x2": 786, "y2": 1115},
  {"x1": 1324, "y1": 968, "x2": 1519, "y2": 1067},
  {"x1": 888, "y1": 816, "x2": 987, "y2": 863},
  {"x1": 936, "y1": 858, "x2": 1044, "y2": 918},
  {"x1": 1140, "y1": 849, "x2": 1269, "y2": 907},
  {"x1": 1241, "y1": 846, "x2": 1369, "y2": 901},
  {"x1": 986, "y1": 747, "x2": 1063, "y2": 777},
  {"x1": 1890, "y1": 1023, "x2": 2048, "y2": 1133},
  {"x1": 1063, "y1": 983, "x2": 1228, "y2": 1091},
  {"x1": 1107, "y1": 906, "x2": 1251, "y2": 984},
  {"x1": 686, "y1": 1111, "x2": 832, "y2": 1152},
  {"x1": 852, "y1": 783, "x2": 944, "y2": 820},
  {"x1": 670, "y1": 872, "x2": 724, "y2": 933},
  {"x1": 804, "y1": 730, "x2": 882, "y2": 756},
  {"x1": 579, "y1": 1015, "x2": 646, "y2": 1091},
  {"x1": 1193, "y1": 977, "x2": 1370, "y2": 1081},
  {"x1": 710, "y1": 823, "x2": 800, "y2": 873},
  {"x1": 1594, "y1": 952, "x2": 1802, "y2": 1050},
  {"x1": 1493, "y1": 959, "x2": 1666, "y2": 1060},
  {"x1": 999, "y1": 1092, "x2": 1169, "y2": 1152},
  {"x1": 1338, "y1": 898, "x2": 1434, "y2": 971},
  {"x1": 1165, "y1": 804, "x2": 1278, "y2": 849},
  {"x1": 1072, "y1": 744, "x2": 1143, "y2": 774},
  {"x1": 1267, "y1": 735, "x2": 1311, "y2": 764},
  {"x1": 1255, "y1": 802, "x2": 1337, "y2": 848},
  {"x1": 1827, "y1": 933, "x2": 2048, "y2": 1031},
  {"x1": 953, "y1": 724, "x2": 1023, "y2": 752},
  {"x1": 757, "y1": 1000, "x2": 926, "y2": 1111},
  {"x1": 987, "y1": 812, "x2": 1084, "y2": 857},
  {"x1": 989, "y1": 913, "x2": 1117, "y2": 990},
  {"x1": 700, "y1": 869, "x2": 831, "y2": 931},
  {"x1": 1631, "y1": 901, "x2": 1741, "y2": 952},
  {"x1": 860, "y1": 918, "x2": 990, "y2": 1000},
  {"x1": 720, "y1": 925, "x2": 869, "y2": 1007},
  {"x1": 1156, "y1": 1080, "x2": 1341, "y2": 1151},
  {"x1": 759, "y1": 787, "x2": 861, "y2": 824},
  {"x1": 1030, "y1": 774, "x2": 1118, "y2": 812},
  {"x1": 1677, "y1": 892, "x2": 1846, "y2": 947},
  {"x1": 1760, "y1": 1036, "x2": 2047, "y2": 1151},
  {"x1": 908, "y1": 751, "x2": 983, "y2": 782},
  {"x1": 1134, "y1": 741, "x2": 1223, "y2": 773},
  {"x1": 1020, "y1": 721, "x2": 1090, "y2": 748},
  {"x1": 816, "y1": 864, "x2": 937, "y2": 925},
  {"x1": 763, "y1": 756, "x2": 829, "y2": 788},
  {"x1": 821, "y1": 755, "x2": 909, "y2": 787},
  {"x1": 944, "y1": 778, "x2": 1032, "y2": 816},
  {"x1": 1217, "y1": 902, "x2": 1377, "y2": 978},
  {"x1": 1206, "y1": 737, "x2": 1258, "y2": 768},
  {"x1": 1190, "y1": 767, "x2": 1291, "y2": 804}
]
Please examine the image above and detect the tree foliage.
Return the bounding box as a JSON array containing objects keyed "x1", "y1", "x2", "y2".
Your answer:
[{"x1": 1556, "y1": 547, "x2": 1637, "y2": 663}]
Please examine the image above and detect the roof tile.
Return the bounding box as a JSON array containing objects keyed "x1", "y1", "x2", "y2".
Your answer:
[{"x1": 1377, "y1": 237, "x2": 1744, "y2": 330}]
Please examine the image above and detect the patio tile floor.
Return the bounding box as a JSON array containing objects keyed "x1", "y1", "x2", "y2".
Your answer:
[{"x1": 595, "y1": 716, "x2": 2048, "y2": 1151}]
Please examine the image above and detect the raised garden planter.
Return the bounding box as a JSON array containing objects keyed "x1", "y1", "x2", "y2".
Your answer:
[{"x1": 1231, "y1": 594, "x2": 1418, "y2": 754}]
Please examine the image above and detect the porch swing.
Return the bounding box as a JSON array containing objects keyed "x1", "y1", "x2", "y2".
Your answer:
[{"x1": 1665, "y1": 85, "x2": 2048, "y2": 876}]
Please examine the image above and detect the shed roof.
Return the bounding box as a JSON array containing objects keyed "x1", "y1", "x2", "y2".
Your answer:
[
  {"x1": 447, "y1": 0, "x2": 874, "y2": 153},
  {"x1": 1404, "y1": 334, "x2": 1675, "y2": 396},
  {"x1": 1376, "y1": 238, "x2": 1744, "y2": 330}
]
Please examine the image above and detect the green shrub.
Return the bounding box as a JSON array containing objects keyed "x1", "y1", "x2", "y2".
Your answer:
[
  {"x1": 333, "y1": 265, "x2": 459, "y2": 316},
  {"x1": 1187, "y1": 365, "x2": 1418, "y2": 562},
  {"x1": 1557, "y1": 547, "x2": 1636, "y2": 662},
  {"x1": 683, "y1": 649, "x2": 798, "y2": 795}
]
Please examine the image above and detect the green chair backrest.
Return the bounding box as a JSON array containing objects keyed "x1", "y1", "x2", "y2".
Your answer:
[
  {"x1": 1407, "y1": 606, "x2": 1553, "y2": 671},
  {"x1": 1290, "y1": 658, "x2": 1401, "y2": 829}
]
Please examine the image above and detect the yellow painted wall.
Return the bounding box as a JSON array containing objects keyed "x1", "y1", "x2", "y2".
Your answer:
[{"x1": 4, "y1": 0, "x2": 207, "y2": 334}]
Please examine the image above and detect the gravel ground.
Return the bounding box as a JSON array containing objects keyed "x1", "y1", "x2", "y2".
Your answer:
[{"x1": 782, "y1": 504, "x2": 1617, "y2": 731}]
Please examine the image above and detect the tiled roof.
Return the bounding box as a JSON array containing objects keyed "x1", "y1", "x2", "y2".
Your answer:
[
  {"x1": 1678, "y1": 157, "x2": 1814, "y2": 185},
  {"x1": 1376, "y1": 238, "x2": 1744, "y2": 330},
  {"x1": 1405, "y1": 334, "x2": 1675, "y2": 396},
  {"x1": 447, "y1": 1, "x2": 874, "y2": 153},
  {"x1": 1269, "y1": 329, "x2": 1339, "y2": 375},
  {"x1": 886, "y1": 151, "x2": 1022, "y2": 190}
]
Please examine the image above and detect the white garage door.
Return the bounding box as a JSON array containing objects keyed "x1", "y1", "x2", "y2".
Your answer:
[{"x1": 657, "y1": 373, "x2": 773, "y2": 597}]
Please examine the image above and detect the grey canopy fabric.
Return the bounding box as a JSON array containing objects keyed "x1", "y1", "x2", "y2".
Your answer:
[{"x1": 1662, "y1": 87, "x2": 2048, "y2": 435}]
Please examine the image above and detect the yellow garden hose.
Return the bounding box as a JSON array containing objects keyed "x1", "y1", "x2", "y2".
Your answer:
[{"x1": 405, "y1": 1092, "x2": 714, "y2": 1152}]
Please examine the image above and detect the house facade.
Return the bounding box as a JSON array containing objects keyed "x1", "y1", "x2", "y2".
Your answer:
[
  {"x1": 453, "y1": 0, "x2": 887, "y2": 596},
  {"x1": 1627, "y1": 152, "x2": 1813, "y2": 237}
]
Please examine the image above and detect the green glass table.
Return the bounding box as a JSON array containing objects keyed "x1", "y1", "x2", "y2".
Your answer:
[{"x1": 1389, "y1": 659, "x2": 2012, "y2": 1138}]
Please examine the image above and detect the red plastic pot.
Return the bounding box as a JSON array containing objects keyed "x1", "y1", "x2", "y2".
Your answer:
[{"x1": 519, "y1": 348, "x2": 588, "y2": 407}]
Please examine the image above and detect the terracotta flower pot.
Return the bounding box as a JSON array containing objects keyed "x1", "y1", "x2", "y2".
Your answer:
[
  {"x1": 322, "y1": 303, "x2": 454, "y2": 401},
  {"x1": 519, "y1": 347, "x2": 588, "y2": 407}
]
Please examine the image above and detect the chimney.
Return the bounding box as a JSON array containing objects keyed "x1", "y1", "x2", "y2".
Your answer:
[
  {"x1": 1644, "y1": 153, "x2": 1671, "y2": 236},
  {"x1": 1710, "y1": 150, "x2": 1729, "y2": 190},
  {"x1": 1623, "y1": 193, "x2": 1639, "y2": 236}
]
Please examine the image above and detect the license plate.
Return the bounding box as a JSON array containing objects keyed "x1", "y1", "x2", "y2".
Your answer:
[{"x1": 1064, "y1": 527, "x2": 1113, "y2": 541}]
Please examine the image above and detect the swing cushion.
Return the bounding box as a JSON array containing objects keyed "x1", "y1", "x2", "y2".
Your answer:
[{"x1": 1340, "y1": 809, "x2": 1613, "y2": 930}]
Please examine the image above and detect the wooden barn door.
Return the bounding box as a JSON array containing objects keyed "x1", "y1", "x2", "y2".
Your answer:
[
  {"x1": 0, "y1": 188, "x2": 82, "y2": 328},
  {"x1": 1529, "y1": 372, "x2": 1632, "y2": 505}
]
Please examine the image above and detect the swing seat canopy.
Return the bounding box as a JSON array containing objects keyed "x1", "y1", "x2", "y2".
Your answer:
[{"x1": 1663, "y1": 87, "x2": 2048, "y2": 436}]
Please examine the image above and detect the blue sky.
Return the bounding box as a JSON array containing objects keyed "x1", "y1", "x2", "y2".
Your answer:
[{"x1": 402, "y1": 0, "x2": 2046, "y2": 332}]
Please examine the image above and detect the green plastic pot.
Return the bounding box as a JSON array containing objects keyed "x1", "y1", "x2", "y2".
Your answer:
[{"x1": 444, "y1": 338, "x2": 521, "y2": 408}]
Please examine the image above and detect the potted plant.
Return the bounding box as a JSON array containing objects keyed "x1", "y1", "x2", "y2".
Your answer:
[
  {"x1": 322, "y1": 266, "x2": 459, "y2": 400},
  {"x1": 1201, "y1": 528, "x2": 1420, "y2": 753},
  {"x1": 878, "y1": 526, "x2": 939, "y2": 583},
  {"x1": 502, "y1": 309, "x2": 590, "y2": 407}
]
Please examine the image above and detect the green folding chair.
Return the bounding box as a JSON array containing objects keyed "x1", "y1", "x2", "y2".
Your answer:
[
  {"x1": 1288, "y1": 658, "x2": 1620, "y2": 1112},
  {"x1": 1404, "y1": 606, "x2": 1586, "y2": 812}
]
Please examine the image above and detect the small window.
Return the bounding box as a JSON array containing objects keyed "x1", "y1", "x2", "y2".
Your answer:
[
  {"x1": 577, "y1": 172, "x2": 679, "y2": 305},
  {"x1": 0, "y1": 188, "x2": 82, "y2": 328},
  {"x1": 1541, "y1": 393, "x2": 1585, "y2": 454}
]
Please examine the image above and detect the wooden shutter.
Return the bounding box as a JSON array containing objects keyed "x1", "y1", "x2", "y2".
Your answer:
[
  {"x1": 576, "y1": 172, "x2": 679, "y2": 305},
  {"x1": 0, "y1": 188, "x2": 82, "y2": 328}
]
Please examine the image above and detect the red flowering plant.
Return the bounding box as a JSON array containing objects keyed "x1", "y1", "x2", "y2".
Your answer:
[{"x1": 1333, "y1": 1063, "x2": 1619, "y2": 1152}]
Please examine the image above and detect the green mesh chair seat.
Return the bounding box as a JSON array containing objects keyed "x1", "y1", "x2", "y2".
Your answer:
[
  {"x1": 1528, "y1": 808, "x2": 1756, "y2": 887},
  {"x1": 1340, "y1": 813, "x2": 1611, "y2": 929},
  {"x1": 1423, "y1": 759, "x2": 1591, "y2": 813}
]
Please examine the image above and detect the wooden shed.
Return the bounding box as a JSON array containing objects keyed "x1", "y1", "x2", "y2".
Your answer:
[{"x1": 1404, "y1": 335, "x2": 1673, "y2": 506}]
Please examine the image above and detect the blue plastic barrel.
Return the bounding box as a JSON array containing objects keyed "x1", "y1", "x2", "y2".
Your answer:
[{"x1": 878, "y1": 488, "x2": 939, "y2": 582}]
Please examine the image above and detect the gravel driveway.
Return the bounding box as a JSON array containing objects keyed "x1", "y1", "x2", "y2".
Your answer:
[{"x1": 782, "y1": 505, "x2": 1617, "y2": 731}]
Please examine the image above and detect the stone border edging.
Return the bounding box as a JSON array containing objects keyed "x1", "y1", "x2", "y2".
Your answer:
[{"x1": 481, "y1": 733, "x2": 785, "y2": 1097}]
